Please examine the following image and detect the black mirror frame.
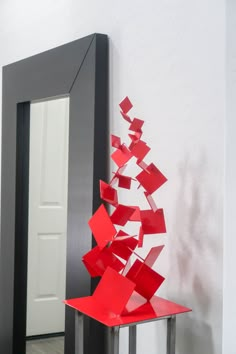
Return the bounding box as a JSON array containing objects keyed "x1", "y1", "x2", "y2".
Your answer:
[{"x1": 0, "y1": 33, "x2": 108, "y2": 354}]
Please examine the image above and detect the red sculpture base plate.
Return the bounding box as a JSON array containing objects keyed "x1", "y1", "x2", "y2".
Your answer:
[{"x1": 64, "y1": 295, "x2": 191, "y2": 327}]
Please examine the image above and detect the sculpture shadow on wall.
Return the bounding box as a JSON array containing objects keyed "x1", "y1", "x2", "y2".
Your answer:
[{"x1": 168, "y1": 152, "x2": 222, "y2": 354}]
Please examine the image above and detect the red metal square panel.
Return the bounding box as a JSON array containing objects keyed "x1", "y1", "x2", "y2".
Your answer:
[
  {"x1": 109, "y1": 241, "x2": 133, "y2": 261},
  {"x1": 119, "y1": 236, "x2": 138, "y2": 250},
  {"x1": 88, "y1": 204, "x2": 117, "y2": 248},
  {"x1": 129, "y1": 118, "x2": 144, "y2": 132},
  {"x1": 95, "y1": 247, "x2": 125, "y2": 274},
  {"x1": 111, "y1": 205, "x2": 136, "y2": 226},
  {"x1": 109, "y1": 236, "x2": 138, "y2": 261},
  {"x1": 118, "y1": 175, "x2": 132, "y2": 189},
  {"x1": 130, "y1": 140, "x2": 150, "y2": 160},
  {"x1": 140, "y1": 209, "x2": 166, "y2": 234},
  {"x1": 93, "y1": 267, "x2": 136, "y2": 315},
  {"x1": 119, "y1": 96, "x2": 133, "y2": 114},
  {"x1": 82, "y1": 246, "x2": 102, "y2": 277},
  {"x1": 126, "y1": 259, "x2": 165, "y2": 300},
  {"x1": 111, "y1": 145, "x2": 133, "y2": 167},
  {"x1": 100, "y1": 180, "x2": 118, "y2": 206},
  {"x1": 111, "y1": 134, "x2": 121, "y2": 148},
  {"x1": 136, "y1": 163, "x2": 167, "y2": 194},
  {"x1": 83, "y1": 246, "x2": 124, "y2": 277}
]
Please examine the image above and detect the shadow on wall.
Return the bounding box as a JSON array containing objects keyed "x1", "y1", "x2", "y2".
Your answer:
[
  {"x1": 167, "y1": 152, "x2": 222, "y2": 354},
  {"x1": 177, "y1": 317, "x2": 214, "y2": 354}
]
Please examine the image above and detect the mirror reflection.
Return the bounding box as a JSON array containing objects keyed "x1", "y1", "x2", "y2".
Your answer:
[{"x1": 26, "y1": 96, "x2": 69, "y2": 354}]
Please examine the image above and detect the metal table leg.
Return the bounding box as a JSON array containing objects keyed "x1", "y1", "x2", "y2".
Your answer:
[
  {"x1": 107, "y1": 326, "x2": 120, "y2": 354},
  {"x1": 75, "y1": 311, "x2": 84, "y2": 354},
  {"x1": 129, "y1": 325, "x2": 136, "y2": 354},
  {"x1": 167, "y1": 315, "x2": 176, "y2": 354}
]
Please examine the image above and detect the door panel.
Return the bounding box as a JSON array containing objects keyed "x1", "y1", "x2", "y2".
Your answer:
[{"x1": 27, "y1": 97, "x2": 69, "y2": 336}]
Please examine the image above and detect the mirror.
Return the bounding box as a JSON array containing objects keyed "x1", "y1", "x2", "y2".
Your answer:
[
  {"x1": 26, "y1": 97, "x2": 69, "y2": 353},
  {"x1": 0, "y1": 34, "x2": 108, "y2": 354}
]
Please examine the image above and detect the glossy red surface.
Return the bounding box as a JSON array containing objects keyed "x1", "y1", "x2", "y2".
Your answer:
[
  {"x1": 126, "y1": 260, "x2": 165, "y2": 300},
  {"x1": 128, "y1": 132, "x2": 143, "y2": 143},
  {"x1": 80, "y1": 97, "x2": 173, "y2": 319},
  {"x1": 92, "y1": 267, "x2": 136, "y2": 315},
  {"x1": 129, "y1": 118, "x2": 144, "y2": 132},
  {"x1": 117, "y1": 236, "x2": 138, "y2": 250},
  {"x1": 129, "y1": 206, "x2": 141, "y2": 221},
  {"x1": 100, "y1": 180, "x2": 118, "y2": 206},
  {"x1": 136, "y1": 163, "x2": 167, "y2": 194},
  {"x1": 138, "y1": 226, "x2": 144, "y2": 247},
  {"x1": 140, "y1": 209, "x2": 166, "y2": 234},
  {"x1": 88, "y1": 205, "x2": 116, "y2": 248},
  {"x1": 110, "y1": 165, "x2": 127, "y2": 186},
  {"x1": 111, "y1": 134, "x2": 121, "y2": 148},
  {"x1": 110, "y1": 205, "x2": 136, "y2": 226},
  {"x1": 82, "y1": 246, "x2": 125, "y2": 277},
  {"x1": 109, "y1": 242, "x2": 133, "y2": 261},
  {"x1": 64, "y1": 294, "x2": 191, "y2": 327},
  {"x1": 111, "y1": 144, "x2": 132, "y2": 167},
  {"x1": 117, "y1": 175, "x2": 132, "y2": 189},
  {"x1": 109, "y1": 237, "x2": 138, "y2": 261},
  {"x1": 119, "y1": 96, "x2": 133, "y2": 114},
  {"x1": 115, "y1": 230, "x2": 129, "y2": 238},
  {"x1": 130, "y1": 140, "x2": 150, "y2": 160}
]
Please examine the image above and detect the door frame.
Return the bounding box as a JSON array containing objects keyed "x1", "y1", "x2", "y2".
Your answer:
[{"x1": 0, "y1": 34, "x2": 108, "y2": 354}]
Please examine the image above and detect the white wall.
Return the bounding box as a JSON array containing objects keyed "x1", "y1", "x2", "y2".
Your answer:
[
  {"x1": 0, "y1": 1, "x2": 226, "y2": 353},
  {"x1": 223, "y1": 1, "x2": 236, "y2": 354}
]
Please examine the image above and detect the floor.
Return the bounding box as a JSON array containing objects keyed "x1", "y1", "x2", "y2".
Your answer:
[{"x1": 26, "y1": 337, "x2": 64, "y2": 354}]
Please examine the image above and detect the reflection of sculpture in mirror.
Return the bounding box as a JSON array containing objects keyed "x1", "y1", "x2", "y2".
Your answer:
[{"x1": 26, "y1": 97, "x2": 69, "y2": 353}]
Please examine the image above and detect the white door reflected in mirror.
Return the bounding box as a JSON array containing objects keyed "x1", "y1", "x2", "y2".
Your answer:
[{"x1": 26, "y1": 96, "x2": 69, "y2": 344}]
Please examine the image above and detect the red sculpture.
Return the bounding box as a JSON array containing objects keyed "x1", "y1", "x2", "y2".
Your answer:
[{"x1": 82, "y1": 96, "x2": 168, "y2": 316}]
